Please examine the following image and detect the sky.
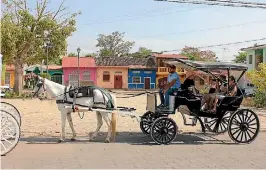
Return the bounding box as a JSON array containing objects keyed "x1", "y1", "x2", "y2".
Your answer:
[{"x1": 33, "y1": 0, "x2": 266, "y2": 61}]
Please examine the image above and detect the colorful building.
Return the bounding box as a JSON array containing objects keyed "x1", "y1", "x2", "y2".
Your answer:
[
  {"x1": 95, "y1": 56, "x2": 156, "y2": 89},
  {"x1": 62, "y1": 57, "x2": 96, "y2": 86},
  {"x1": 1, "y1": 65, "x2": 15, "y2": 88},
  {"x1": 25, "y1": 65, "x2": 63, "y2": 84},
  {"x1": 128, "y1": 68, "x2": 156, "y2": 89},
  {"x1": 151, "y1": 53, "x2": 188, "y2": 89},
  {"x1": 241, "y1": 44, "x2": 266, "y2": 71}
]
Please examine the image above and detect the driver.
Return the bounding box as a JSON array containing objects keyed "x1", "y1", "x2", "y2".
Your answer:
[{"x1": 158, "y1": 64, "x2": 181, "y2": 109}]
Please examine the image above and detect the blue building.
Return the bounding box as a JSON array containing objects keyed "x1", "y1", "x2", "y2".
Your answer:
[{"x1": 128, "y1": 68, "x2": 156, "y2": 89}]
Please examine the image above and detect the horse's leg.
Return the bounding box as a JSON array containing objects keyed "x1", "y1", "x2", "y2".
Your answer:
[
  {"x1": 67, "y1": 113, "x2": 76, "y2": 141},
  {"x1": 102, "y1": 112, "x2": 111, "y2": 143},
  {"x1": 90, "y1": 111, "x2": 103, "y2": 141},
  {"x1": 58, "y1": 111, "x2": 67, "y2": 143}
]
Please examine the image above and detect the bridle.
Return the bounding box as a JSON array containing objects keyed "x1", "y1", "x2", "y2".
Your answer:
[{"x1": 32, "y1": 79, "x2": 46, "y2": 99}]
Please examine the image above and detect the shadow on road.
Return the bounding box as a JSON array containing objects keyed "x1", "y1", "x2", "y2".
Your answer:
[{"x1": 19, "y1": 131, "x2": 237, "y2": 145}]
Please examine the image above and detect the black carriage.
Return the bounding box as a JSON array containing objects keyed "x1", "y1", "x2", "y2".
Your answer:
[{"x1": 140, "y1": 59, "x2": 260, "y2": 145}]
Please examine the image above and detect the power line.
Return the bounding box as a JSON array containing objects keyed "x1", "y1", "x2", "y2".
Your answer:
[
  {"x1": 154, "y1": 0, "x2": 266, "y2": 9},
  {"x1": 160, "y1": 37, "x2": 266, "y2": 53},
  {"x1": 140, "y1": 19, "x2": 266, "y2": 38},
  {"x1": 79, "y1": 6, "x2": 206, "y2": 26}
]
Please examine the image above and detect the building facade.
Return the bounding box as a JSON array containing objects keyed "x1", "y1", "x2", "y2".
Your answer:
[
  {"x1": 1, "y1": 65, "x2": 15, "y2": 88},
  {"x1": 241, "y1": 44, "x2": 266, "y2": 71},
  {"x1": 62, "y1": 57, "x2": 96, "y2": 86},
  {"x1": 128, "y1": 68, "x2": 156, "y2": 89},
  {"x1": 95, "y1": 56, "x2": 156, "y2": 89}
]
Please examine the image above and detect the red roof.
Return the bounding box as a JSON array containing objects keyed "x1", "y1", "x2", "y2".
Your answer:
[
  {"x1": 62, "y1": 57, "x2": 96, "y2": 68},
  {"x1": 153, "y1": 53, "x2": 188, "y2": 59}
]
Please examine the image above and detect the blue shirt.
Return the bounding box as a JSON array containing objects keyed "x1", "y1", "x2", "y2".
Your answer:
[{"x1": 167, "y1": 72, "x2": 181, "y2": 89}]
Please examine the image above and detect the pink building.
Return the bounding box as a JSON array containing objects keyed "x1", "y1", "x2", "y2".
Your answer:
[{"x1": 62, "y1": 57, "x2": 96, "y2": 86}]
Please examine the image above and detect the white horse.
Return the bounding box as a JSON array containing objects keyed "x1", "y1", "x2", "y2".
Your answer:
[{"x1": 32, "y1": 76, "x2": 117, "y2": 143}]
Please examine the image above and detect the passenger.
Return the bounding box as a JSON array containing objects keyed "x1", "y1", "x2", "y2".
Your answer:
[
  {"x1": 228, "y1": 76, "x2": 237, "y2": 96},
  {"x1": 218, "y1": 75, "x2": 227, "y2": 94},
  {"x1": 201, "y1": 81, "x2": 218, "y2": 112},
  {"x1": 158, "y1": 64, "x2": 181, "y2": 109},
  {"x1": 182, "y1": 71, "x2": 195, "y2": 90}
]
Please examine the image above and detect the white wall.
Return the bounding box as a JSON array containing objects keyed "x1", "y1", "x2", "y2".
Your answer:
[{"x1": 246, "y1": 50, "x2": 255, "y2": 71}]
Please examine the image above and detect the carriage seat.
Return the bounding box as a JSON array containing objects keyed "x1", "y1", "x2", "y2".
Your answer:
[{"x1": 68, "y1": 86, "x2": 94, "y2": 98}]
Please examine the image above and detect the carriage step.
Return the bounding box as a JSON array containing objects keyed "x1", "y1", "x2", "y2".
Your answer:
[{"x1": 184, "y1": 123, "x2": 197, "y2": 126}]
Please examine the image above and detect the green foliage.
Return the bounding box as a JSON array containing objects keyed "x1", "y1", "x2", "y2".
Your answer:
[
  {"x1": 40, "y1": 73, "x2": 51, "y2": 80},
  {"x1": 1, "y1": 64, "x2": 6, "y2": 81},
  {"x1": 247, "y1": 63, "x2": 266, "y2": 108},
  {"x1": 85, "y1": 53, "x2": 98, "y2": 57},
  {"x1": 181, "y1": 46, "x2": 217, "y2": 61},
  {"x1": 233, "y1": 52, "x2": 247, "y2": 63},
  {"x1": 252, "y1": 90, "x2": 266, "y2": 108},
  {"x1": 1, "y1": 0, "x2": 80, "y2": 94},
  {"x1": 68, "y1": 53, "x2": 77, "y2": 57},
  {"x1": 131, "y1": 47, "x2": 153, "y2": 58},
  {"x1": 96, "y1": 31, "x2": 135, "y2": 57},
  {"x1": 4, "y1": 91, "x2": 32, "y2": 99}
]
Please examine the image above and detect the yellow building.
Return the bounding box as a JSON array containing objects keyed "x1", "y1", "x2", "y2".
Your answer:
[
  {"x1": 1, "y1": 65, "x2": 15, "y2": 88},
  {"x1": 152, "y1": 54, "x2": 187, "y2": 88}
]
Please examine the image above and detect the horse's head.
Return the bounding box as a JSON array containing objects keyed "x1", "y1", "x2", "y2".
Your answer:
[{"x1": 32, "y1": 76, "x2": 46, "y2": 99}]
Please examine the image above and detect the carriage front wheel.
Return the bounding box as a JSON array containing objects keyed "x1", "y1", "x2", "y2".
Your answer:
[
  {"x1": 150, "y1": 117, "x2": 177, "y2": 145},
  {"x1": 140, "y1": 111, "x2": 155, "y2": 135},
  {"x1": 1, "y1": 110, "x2": 20, "y2": 156},
  {"x1": 228, "y1": 109, "x2": 260, "y2": 144}
]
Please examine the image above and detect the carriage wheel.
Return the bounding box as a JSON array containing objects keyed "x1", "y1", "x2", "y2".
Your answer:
[
  {"x1": 150, "y1": 117, "x2": 177, "y2": 145},
  {"x1": 1, "y1": 110, "x2": 20, "y2": 156},
  {"x1": 204, "y1": 111, "x2": 231, "y2": 133},
  {"x1": 228, "y1": 109, "x2": 260, "y2": 144},
  {"x1": 0, "y1": 102, "x2": 21, "y2": 127},
  {"x1": 140, "y1": 111, "x2": 155, "y2": 135}
]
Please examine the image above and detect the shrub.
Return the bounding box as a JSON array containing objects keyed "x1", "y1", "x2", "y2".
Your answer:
[
  {"x1": 39, "y1": 73, "x2": 51, "y2": 80},
  {"x1": 247, "y1": 63, "x2": 266, "y2": 108}
]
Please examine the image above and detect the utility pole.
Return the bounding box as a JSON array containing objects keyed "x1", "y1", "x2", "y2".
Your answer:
[{"x1": 77, "y1": 47, "x2": 81, "y2": 87}]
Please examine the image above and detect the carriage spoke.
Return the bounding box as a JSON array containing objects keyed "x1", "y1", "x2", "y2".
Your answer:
[
  {"x1": 245, "y1": 113, "x2": 253, "y2": 123},
  {"x1": 247, "y1": 117, "x2": 256, "y2": 124},
  {"x1": 247, "y1": 128, "x2": 255, "y2": 135},
  {"x1": 232, "y1": 128, "x2": 241, "y2": 136},
  {"x1": 244, "y1": 131, "x2": 248, "y2": 142},
  {"x1": 235, "y1": 129, "x2": 242, "y2": 140},
  {"x1": 249, "y1": 127, "x2": 258, "y2": 130},
  {"x1": 240, "y1": 131, "x2": 244, "y2": 142},
  {"x1": 237, "y1": 113, "x2": 243, "y2": 123},
  {"x1": 246, "y1": 129, "x2": 252, "y2": 139},
  {"x1": 249, "y1": 123, "x2": 258, "y2": 126},
  {"x1": 1, "y1": 142, "x2": 7, "y2": 150}
]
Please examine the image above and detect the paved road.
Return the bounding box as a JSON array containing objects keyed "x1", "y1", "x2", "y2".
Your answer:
[{"x1": 2, "y1": 132, "x2": 266, "y2": 169}]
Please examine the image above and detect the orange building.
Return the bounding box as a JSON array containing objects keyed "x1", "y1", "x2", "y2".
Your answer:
[{"x1": 1, "y1": 65, "x2": 15, "y2": 88}]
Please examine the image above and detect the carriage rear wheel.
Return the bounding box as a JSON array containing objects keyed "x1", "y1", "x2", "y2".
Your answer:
[
  {"x1": 1, "y1": 110, "x2": 20, "y2": 156},
  {"x1": 150, "y1": 117, "x2": 177, "y2": 145},
  {"x1": 228, "y1": 109, "x2": 260, "y2": 144},
  {"x1": 0, "y1": 102, "x2": 21, "y2": 127},
  {"x1": 204, "y1": 111, "x2": 231, "y2": 133},
  {"x1": 140, "y1": 111, "x2": 155, "y2": 135}
]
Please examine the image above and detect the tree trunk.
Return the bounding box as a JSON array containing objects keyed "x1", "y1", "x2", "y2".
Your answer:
[{"x1": 14, "y1": 61, "x2": 24, "y2": 95}]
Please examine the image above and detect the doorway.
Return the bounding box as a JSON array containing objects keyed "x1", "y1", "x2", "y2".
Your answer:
[
  {"x1": 114, "y1": 75, "x2": 123, "y2": 89},
  {"x1": 144, "y1": 77, "x2": 151, "y2": 89}
]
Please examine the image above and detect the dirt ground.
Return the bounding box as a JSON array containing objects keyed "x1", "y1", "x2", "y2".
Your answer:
[{"x1": 1, "y1": 92, "x2": 266, "y2": 139}]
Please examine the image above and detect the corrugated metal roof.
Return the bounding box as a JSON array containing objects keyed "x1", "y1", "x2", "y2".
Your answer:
[{"x1": 152, "y1": 53, "x2": 188, "y2": 59}]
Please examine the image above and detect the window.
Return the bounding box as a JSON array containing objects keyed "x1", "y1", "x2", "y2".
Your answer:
[
  {"x1": 144, "y1": 71, "x2": 152, "y2": 74},
  {"x1": 200, "y1": 79, "x2": 204, "y2": 85},
  {"x1": 103, "y1": 71, "x2": 110, "y2": 81},
  {"x1": 51, "y1": 74, "x2": 62, "y2": 84},
  {"x1": 5, "y1": 73, "x2": 10, "y2": 85},
  {"x1": 132, "y1": 71, "x2": 140, "y2": 74},
  {"x1": 83, "y1": 71, "x2": 91, "y2": 81},
  {"x1": 249, "y1": 55, "x2": 253, "y2": 64},
  {"x1": 132, "y1": 76, "x2": 141, "y2": 83},
  {"x1": 69, "y1": 71, "x2": 79, "y2": 86}
]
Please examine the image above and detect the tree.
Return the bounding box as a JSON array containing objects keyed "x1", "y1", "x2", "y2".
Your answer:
[
  {"x1": 85, "y1": 53, "x2": 97, "y2": 57},
  {"x1": 233, "y1": 52, "x2": 247, "y2": 63},
  {"x1": 1, "y1": 0, "x2": 80, "y2": 94},
  {"x1": 96, "y1": 31, "x2": 135, "y2": 57},
  {"x1": 130, "y1": 47, "x2": 153, "y2": 58},
  {"x1": 181, "y1": 46, "x2": 217, "y2": 61},
  {"x1": 68, "y1": 52, "x2": 77, "y2": 57}
]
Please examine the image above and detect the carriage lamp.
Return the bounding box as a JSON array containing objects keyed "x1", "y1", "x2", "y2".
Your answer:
[{"x1": 77, "y1": 47, "x2": 81, "y2": 87}]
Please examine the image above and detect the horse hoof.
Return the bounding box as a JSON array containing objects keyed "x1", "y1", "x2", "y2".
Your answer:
[
  {"x1": 70, "y1": 138, "x2": 76, "y2": 141},
  {"x1": 105, "y1": 139, "x2": 110, "y2": 143},
  {"x1": 57, "y1": 139, "x2": 63, "y2": 143}
]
